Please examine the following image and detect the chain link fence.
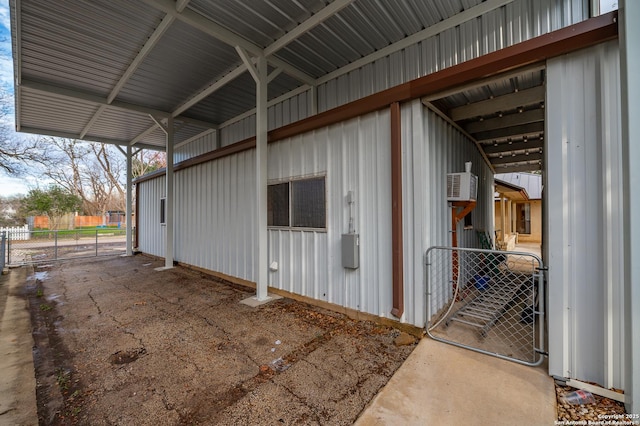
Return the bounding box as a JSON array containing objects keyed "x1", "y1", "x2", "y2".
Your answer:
[
  {"x1": 6, "y1": 229, "x2": 127, "y2": 266},
  {"x1": 426, "y1": 246, "x2": 545, "y2": 366}
]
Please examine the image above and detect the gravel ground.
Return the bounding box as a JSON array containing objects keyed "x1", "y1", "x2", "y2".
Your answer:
[
  {"x1": 25, "y1": 255, "x2": 417, "y2": 425},
  {"x1": 556, "y1": 384, "x2": 632, "y2": 424}
]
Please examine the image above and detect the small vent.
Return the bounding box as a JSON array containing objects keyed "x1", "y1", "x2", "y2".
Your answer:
[{"x1": 447, "y1": 174, "x2": 461, "y2": 198}]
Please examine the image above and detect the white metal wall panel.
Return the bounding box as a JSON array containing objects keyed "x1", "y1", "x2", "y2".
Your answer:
[
  {"x1": 220, "y1": 115, "x2": 256, "y2": 147},
  {"x1": 174, "y1": 131, "x2": 217, "y2": 162},
  {"x1": 316, "y1": 0, "x2": 588, "y2": 112},
  {"x1": 172, "y1": 150, "x2": 256, "y2": 281},
  {"x1": 215, "y1": 0, "x2": 588, "y2": 148},
  {"x1": 268, "y1": 91, "x2": 310, "y2": 129},
  {"x1": 138, "y1": 103, "x2": 493, "y2": 327},
  {"x1": 401, "y1": 100, "x2": 494, "y2": 327},
  {"x1": 267, "y1": 110, "x2": 393, "y2": 317},
  {"x1": 136, "y1": 175, "x2": 166, "y2": 257},
  {"x1": 546, "y1": 41, "x2": 624, "y2": 389}
]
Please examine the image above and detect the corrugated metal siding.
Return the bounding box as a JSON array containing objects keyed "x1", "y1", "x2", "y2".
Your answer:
[
  {"x1": 174, "y1": 131, "x2": 217, "y2": 162},
  {"x1": 318, "y1": 0, "x2": 588, "y2": 111},
  {"x1": 136, "y1": 175, "x2": 166, "y2": 257},
  {"x1": 267, "y1": 110, "x2": 392, "y2": 316},
  {"x1": 402, "y1": 100, "x2": 494, "y2": 327},
  {"x1": 220, "y1": 115, "x2": 256, "y2": 147},
  {"x1": 546, "y1": 40, "x2": 624, "y2": 389},
  {"x1": 217, "y1": 0, "x2": 588, "y2": 147},
  {"x1": 138, "y1": 102, "x2": 490, "y2": 327},
  {"x1": 173, "y1": 150, "x2": 256, "y2": 280}
]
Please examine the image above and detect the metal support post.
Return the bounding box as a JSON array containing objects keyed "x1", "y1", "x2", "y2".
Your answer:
[{"x1": 126, "y1": 144, "x2": 133, "y2": 256}]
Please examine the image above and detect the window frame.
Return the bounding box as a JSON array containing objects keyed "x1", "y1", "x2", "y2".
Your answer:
[
  {"x1": 160, "y1": 197, "x2": 166, "y2": 225},
  {"x1": 267, "y1": 175, "x2": 327, "y2": 232}
]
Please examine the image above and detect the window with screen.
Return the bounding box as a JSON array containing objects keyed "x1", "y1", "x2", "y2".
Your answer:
[{"x1": 268, "y1": 176, "x2": 326, "y2": 230}]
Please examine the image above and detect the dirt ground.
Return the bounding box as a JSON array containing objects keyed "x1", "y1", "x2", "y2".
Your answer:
[{"x1": 24, "y1": 255, "x2": 416, "y2": 425}]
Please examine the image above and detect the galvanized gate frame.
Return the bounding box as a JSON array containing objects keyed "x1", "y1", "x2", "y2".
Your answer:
[{"x1": 426, "y1": 246, "x2": 546, "y2": 366}]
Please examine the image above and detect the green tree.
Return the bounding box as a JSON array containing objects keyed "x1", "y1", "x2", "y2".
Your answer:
[{"x1": 21, "y1": 186, "x2": 82, "y2": 230}]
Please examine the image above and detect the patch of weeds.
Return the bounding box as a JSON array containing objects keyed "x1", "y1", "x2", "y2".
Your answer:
[
  {"x1": 40, "y1": 303, "x2": 52, "y2": 311},
  {"x1": 56, "y1": 369, "x2": 70, "y2": 390},
  {"x1": 36, "y1": 288, "x2": 44, "y2": 298}
]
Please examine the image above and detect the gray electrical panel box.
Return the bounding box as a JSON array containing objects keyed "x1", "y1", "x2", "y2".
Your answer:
[{"x1": 342, "y1": 233, "x2": 359, "y2": 269}]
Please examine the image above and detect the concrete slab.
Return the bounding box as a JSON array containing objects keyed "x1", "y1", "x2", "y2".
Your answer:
[
  {"x1": 0, "y1": 267, "x2": 38, "y2": 426},
  {"x1": 239, "y1": 293, "x2": 283, "y2": 307},
  {"x1": 355, "y1": 338, "x2": 556, "y2": 426}
]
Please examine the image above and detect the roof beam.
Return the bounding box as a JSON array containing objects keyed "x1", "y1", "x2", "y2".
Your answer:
[
  {"x1": 171, "y1": 63, "x2": 248, "y2": 117},
  {"x1": 175, "y1": 0, "x2": 190, "y2": 12},
  {"x1": 18, "y1": 126, "x2": 164, "y2": 151},
  {"x1": 263, "y1": 0, "x2": 355, "y2": 57},
  {"x1": 80, "y1": 105, "x2": 107, "y2": 138},
  {"x1": 421, "y1": 63, "x2": 546, "y2": 102},
  {"x1": 490, "y1": 152, "x2": 543, "y2": 165},
  {"x1": 474, "y1": 122, "x2": 544, "y2": 142},
  {"x1": 20, "y1": 79, "x2": 171, "y2": 118},
  {"x1": 492, "y1": 163, "x2": 542, "y2": 173},
  {"x1": 482, "y1": 139, "x2": 544, "y2": 154},
  {"x1": 464, "y1": 109, "x2": 544, "y2": 134},
  {"x1": 140, "y1": 0, "x2": 314, "y2": 85},
  {"x1": 107, "y1": 14, "x2": 175, "y2": 104},
  {"x1": 80, "y1": 14, "x2": 175, "y2": 138},
  {"x1": 450, "y1": 86, "x2": 545, "y2": 121},
  {"x1": 316, "y1": 0, "x2": 514, "y2": 86}
]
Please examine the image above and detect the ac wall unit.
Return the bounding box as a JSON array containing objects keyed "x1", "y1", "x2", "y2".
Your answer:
[{"x1": 447, "y1": 172, "x2": 478, "y2": 201}]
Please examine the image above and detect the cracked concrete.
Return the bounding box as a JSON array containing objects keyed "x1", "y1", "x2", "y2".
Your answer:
[{"x1": 22, "y1": 255, "x2": 416, "y2": 425}]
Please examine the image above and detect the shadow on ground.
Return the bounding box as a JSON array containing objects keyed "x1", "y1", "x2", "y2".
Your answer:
[{"x1": 25, "y1": 255, "x2": 416, "y2": 425}]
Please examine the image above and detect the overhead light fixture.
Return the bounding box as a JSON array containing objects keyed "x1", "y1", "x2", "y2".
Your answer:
[{"x1": 518, "y1": 107, "x2": 524, "y2": 113}]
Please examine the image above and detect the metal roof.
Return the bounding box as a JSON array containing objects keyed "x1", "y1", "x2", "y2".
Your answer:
[
  {"x1": 427, "y1": 65, "x2": 546, "y2": 173},
  {"x1": 8, "y1": 0, "x2": 553, "y2": 168},
  {"x1": 9, "y1": 0, "x2": 510, "y2": 152},
  {"x1": 495, "y1": 172, "x2": 542, "y2": 199}
]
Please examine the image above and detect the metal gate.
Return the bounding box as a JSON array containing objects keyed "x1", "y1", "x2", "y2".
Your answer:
[
  {"x1": 6, "y1": 229, "x2": 127, "y2": 266},
  {"x1": 426, "y1": 246, "x2": 545, "y2": 366}
]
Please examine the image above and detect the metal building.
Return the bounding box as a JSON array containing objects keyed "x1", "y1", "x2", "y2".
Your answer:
[{"x1": 8, "y1": 0, "x2": 639, "y2": 413}]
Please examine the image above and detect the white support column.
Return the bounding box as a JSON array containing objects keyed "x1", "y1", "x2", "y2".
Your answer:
[
  {"x1": 620, "y1": 0, "x2": 640, "y2": 415},
  {"x1": 500, "y1": 195, "x2": 506, "y2": 243},
  {"x1": 165, "y1": 116, "x2": 175, "y2": 269},
  {"x1": 150, "y1": 115, "x2": 175, "y2": 271},
  {"x1": 126, "y1": 145, "x2": 133, "y2": 256},
  {"x1": 255, "y1": 54, "x2": 269, "y2": 301}
]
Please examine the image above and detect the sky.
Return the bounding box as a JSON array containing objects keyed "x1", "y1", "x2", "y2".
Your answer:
[{"x1": 0, "y1": 0, "x2": 39, "y2": 197}]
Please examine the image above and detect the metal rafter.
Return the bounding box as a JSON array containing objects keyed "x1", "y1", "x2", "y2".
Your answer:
[
  {"x1": 20, "y1": 79, "x2": 171, "y2": 118},
  {"x1": 263, "y1": 0, "x2": 355, "y2": 57},
  {"x1": 139, "y1": 0, "x2": 315, "y2": 85},
  {"x1": 80, "y1": 13, "x2": 176, "y2": 139},
  {"x1": 450, "y1": 86, "x2": 545, "y2": 121},
  {"x1": 167, "y1": 0, "x2": 353, "y2": 122}
]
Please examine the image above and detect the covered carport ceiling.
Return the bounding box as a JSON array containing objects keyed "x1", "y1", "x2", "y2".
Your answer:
[
  {"x1": 10, "y1": 0, "x2": 513, "y2": 151},
  {"x1": 425, "y1": 64, "x2": 545, "y2": 173}
]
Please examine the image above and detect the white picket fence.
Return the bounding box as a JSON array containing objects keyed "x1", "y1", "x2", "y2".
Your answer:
[{"x1": 0, "y1": 224, "x2": 31, "y2": 241}]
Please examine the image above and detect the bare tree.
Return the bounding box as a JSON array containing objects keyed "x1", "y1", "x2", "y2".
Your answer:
[
  {"x1": 0, "y1": 90, "x2": 48, "y2": 175},
  {"x1": 38, "y1": 138, "x2": 165, "y2": 216}
]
